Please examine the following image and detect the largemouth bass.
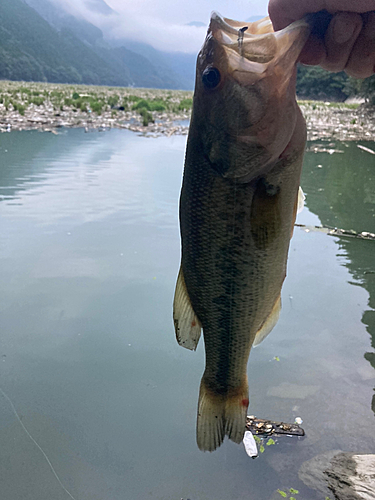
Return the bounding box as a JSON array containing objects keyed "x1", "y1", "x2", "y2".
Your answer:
[{"x1": 173, "y1": 12, "x2": 310, "y2": 452}]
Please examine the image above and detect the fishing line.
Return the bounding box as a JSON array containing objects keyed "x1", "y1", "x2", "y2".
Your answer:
[{"x1": 0, "y1": 386, "x2": 78, "y2": 500}]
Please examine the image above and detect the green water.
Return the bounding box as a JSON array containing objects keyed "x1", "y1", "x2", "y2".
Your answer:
[{"x1": 0, "y1": 129, "x2": 374, "y2": 500}]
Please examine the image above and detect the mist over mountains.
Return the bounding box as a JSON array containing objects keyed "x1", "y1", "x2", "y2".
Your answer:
[{"x1": 0, "y1": 0, "x2": 197, "y2": 89}]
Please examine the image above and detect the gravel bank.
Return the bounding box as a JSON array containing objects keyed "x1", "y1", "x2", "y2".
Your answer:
[{"x1": 0, "y1": 81, "x2": 374, "y2": 140}]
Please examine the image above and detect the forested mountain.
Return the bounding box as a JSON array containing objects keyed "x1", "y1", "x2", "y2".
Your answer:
[
  {"x1": 1, "y1": 0, "x2": 374, "y2": 99},
  {"x1": 0, "y1": 0, "x2": 192, "y2": 89}
]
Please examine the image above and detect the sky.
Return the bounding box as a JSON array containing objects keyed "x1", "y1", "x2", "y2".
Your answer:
[{"x1": 51, "y1": 0, "x2": 270, "y2": 53}]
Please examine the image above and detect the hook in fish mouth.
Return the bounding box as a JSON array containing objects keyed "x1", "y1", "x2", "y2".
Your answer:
[
  {"x1": 237, "y1": 26, "x2": 248, "y2": 56},
  {"x1": 208, "y1": 11, "x2": 310, "y2": 69}
]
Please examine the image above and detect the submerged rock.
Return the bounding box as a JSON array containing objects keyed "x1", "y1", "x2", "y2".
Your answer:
[
  {"x1": 325, "y1": 453, "x2": 375, "y2": 500},
  {"x1": 299, "y1": 450, "x2": 341, "y2": 498},
  {"x1": 299, "y1": 451, "x2": 375, "y2": 500}
]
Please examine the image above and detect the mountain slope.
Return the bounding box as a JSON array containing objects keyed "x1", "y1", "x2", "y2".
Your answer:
[
  {"x1": 0, "y1": 0, "x2": 192, "y2": 88},
  {"x1": 24, "y1": 0, "x2": 105, "y2": 46},
  {"x1": 0, "y1": 0, "x2": 128, "y2": 84}
]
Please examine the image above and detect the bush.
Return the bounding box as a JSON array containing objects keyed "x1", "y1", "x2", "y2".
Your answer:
[
  {"x1": 18, "y1": 87, "x2": 31, "y2": 95},
  {"x1": 296, "y1": 65, "x2": 349, "y2": 101},
  {"x1": 91, "y1": 101, "x2": 103, "y2": 115},
  {"x1": 178, "y1": 98, "x2": 193, "y2": 110},
  {"x1": 128, "y1": 95, "x2": 142, "y2": 103},
  {"x1": 12, "y1": 102, "x2": 26, "y2": 115},
  {"x1": 138, "y1": 107, "x2": 154, "y2": 126},
  {"x1": 132, "y1": 99, "x2": 150, "y2": 111},
  {"x1": 107, "y1": 95, "x2": 119, "y2": 108},
  {"x1": 149, "y1": 100, "x2": 166, "y2": 112},
  {"x1": 31, "y1": 97, "x2": 45, "y2": 106},
  {"x1": 72, "y1": 92, "x2": 80, "y2": 100}
]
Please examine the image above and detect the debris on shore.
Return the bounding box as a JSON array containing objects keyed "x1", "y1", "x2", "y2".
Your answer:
[
  {"x1": 299, "y1": 100, "x2": 375, "y2": 141},
  {"x1": 0, "y1": 80, "x2": 191, "y2": 136},
  {"x1": 1, "y1": 81, "x2": 374, "y2": 140}
]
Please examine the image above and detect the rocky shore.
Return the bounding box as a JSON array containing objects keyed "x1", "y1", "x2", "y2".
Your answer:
[
  {"x1": 0, "y1": 105, "x2": 191, "y2": 137},
  {"x1": 0, "y1": 81, "x2": 374, "y2": 141}
]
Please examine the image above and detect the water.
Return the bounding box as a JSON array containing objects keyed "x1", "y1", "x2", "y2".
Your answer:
[{"x1": 0, "y1": 129, "x2": 374, "y2": 500}]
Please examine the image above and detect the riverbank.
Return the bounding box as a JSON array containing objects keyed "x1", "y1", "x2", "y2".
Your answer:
[{"x1": 0, "y1": 80, "x2": 374, "y2": 140}]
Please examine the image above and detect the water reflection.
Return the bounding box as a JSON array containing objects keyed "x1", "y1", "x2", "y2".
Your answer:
[
  {"x1": 301, "y1": 141, "x2": 375, "y2": 414},
  {"x1": 0, "y1": 130, "x2": 374, "y2": 500}
]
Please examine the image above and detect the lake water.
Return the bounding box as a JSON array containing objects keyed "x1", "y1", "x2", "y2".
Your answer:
[{"x1": 0, "y1": 128, "x2": 374, "y2": 500}]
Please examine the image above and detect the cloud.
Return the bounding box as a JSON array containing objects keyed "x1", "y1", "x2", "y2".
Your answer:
[{"x1": 50, "y1": 0, "x2": 268, "y2": 53}]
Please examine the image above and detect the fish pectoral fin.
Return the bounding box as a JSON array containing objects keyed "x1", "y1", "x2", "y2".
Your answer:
[
  {"x1": 253, "y1": 295, "x2": 281, "y2": 347},
  {"x1": 173, "y1": 267, "x2": 202, "y2": 351},
  {"x1": 297, "y1": 186, "x2": 305, "y2": 215}
]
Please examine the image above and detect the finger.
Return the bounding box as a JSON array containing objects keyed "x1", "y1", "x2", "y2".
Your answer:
[
  {"x1": 320, "y1": 12, "x2": 363, "y2": 72},
  {"x1": 299, "y1": 35, "x2": 326, "y2": 66},
  {"x1": 345, "y1": 12, "x2": 375, "y2": 77},
  {"x1": 268, "y1": 0, "x2": 375, "y2": 30}
]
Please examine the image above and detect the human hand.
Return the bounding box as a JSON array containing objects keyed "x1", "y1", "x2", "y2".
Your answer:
[{"x1": 268, "y1": 0, "x2": 375, "y2": 78}]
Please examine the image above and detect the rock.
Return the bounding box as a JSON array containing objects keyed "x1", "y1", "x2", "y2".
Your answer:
[
  {"x1": 299, "y1": 451, "x2": 375, "y2": 500},
  {"x1": 299, "y1": 450, "x2": 341, "y2": 497},
  {"x1": 325, "y1": 453, "x2": 375, "y2": 500}
]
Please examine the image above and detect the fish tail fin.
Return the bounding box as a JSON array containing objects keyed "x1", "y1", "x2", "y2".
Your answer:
[{"x1": 196, "y1": 378, "x2": 249, "y2": 452}]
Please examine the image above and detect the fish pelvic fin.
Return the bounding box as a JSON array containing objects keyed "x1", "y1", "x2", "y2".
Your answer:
[
  {"x1": 253, "y1": 295, "x2": 281, "y2": 347},
  {"x1": 196, "y1": 378, "x2": 249, "y2": 452},
  {"x1": 173, "y1": 266, "x2": 202, "y2": 351}
]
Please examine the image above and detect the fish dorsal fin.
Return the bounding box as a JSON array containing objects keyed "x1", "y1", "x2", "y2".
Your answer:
[
  {"x1": 173, "y1": 267, "x2": 202, "y2": 351},
  {"x1": 253, "y1": 295, "x2": 281, "y2": 347}
]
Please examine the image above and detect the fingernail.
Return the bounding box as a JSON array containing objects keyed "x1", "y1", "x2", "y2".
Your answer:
[{"x1": 333, "y1": 13, "x2": 356, "y2": 44}]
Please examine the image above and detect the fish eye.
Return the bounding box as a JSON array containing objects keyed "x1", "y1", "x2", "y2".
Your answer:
[{"x1": 202, "y1": 67, "x2": 221, "y2": 89}]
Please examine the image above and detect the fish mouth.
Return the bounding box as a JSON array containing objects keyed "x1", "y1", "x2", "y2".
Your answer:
[{"x1": 208, "y1": 11, "x2": 310, "y2": 84}]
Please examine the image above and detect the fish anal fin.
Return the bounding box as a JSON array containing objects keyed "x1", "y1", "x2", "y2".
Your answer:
[
  {"x1": 196, "y1": 379, "x2": 249, "y2": 452},
  {"x1": 173, "y1": 267, "x2": 202, "y2": 351},
  {"x1": 253, "y1": 295, "x2": 281, "y2": 347}
]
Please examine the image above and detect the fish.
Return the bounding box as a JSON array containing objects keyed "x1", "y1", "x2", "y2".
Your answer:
[{"x1": 173, "y1": 12, "x2": 310, "y2": 452}]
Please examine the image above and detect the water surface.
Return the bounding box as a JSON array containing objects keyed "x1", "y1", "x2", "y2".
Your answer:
[{"x1": 0, "y1": 129, "x2": 374, "y2": 500}]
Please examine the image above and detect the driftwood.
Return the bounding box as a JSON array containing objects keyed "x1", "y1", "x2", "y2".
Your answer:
[
  {"x1": 295, "y1": 224, "x2": 375, "y2": 241},
  {"x1": 246, "y1": 416, "x2": 305, "y2": 437}
]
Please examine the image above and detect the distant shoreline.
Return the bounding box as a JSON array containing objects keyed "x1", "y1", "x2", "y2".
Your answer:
[{"x1": 1, "y1": 81, "x2": 374, "y2": 141}]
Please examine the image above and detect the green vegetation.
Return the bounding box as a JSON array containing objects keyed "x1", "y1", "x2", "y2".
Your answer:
[
  {"x1": 0, "y1": 0, "x2": 189, "y2": 90},
  {"x1": 0, "y1": 80, "x2": 193, "y2": 126},
  {"x1": 178, "y1": 98, "x2": 193, "y2": 110},
  {"x1": 90, "y1": 101, "x2": 102, "y2": 115},
  {"x1": 297, "y1": 65, "x2": 349, "y2": 101},
  {"x1": 253, "y1": 434, "x2": 277, "y2": 454},
  {"x1": 277, "y1": 487, "x2": 299, "y2": 500},
  {"x1": 31, "y1": 96, "x2": 44, "y2": 106},
  {"x1": 297, "y1": 65, "x2": 375, "y2": 103},
  {"x1": 131, "y1": 98, "x2": 168, "y2": 112},
  {"x1": 107, "y1": 95, "x2": 119, "y2": 108},
  {"x1": 138, "y1": 108, "x2": 154, "y2": 126},
  {"x1": 349, "y1": 74, "x2": 375, "y2": 104}
]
